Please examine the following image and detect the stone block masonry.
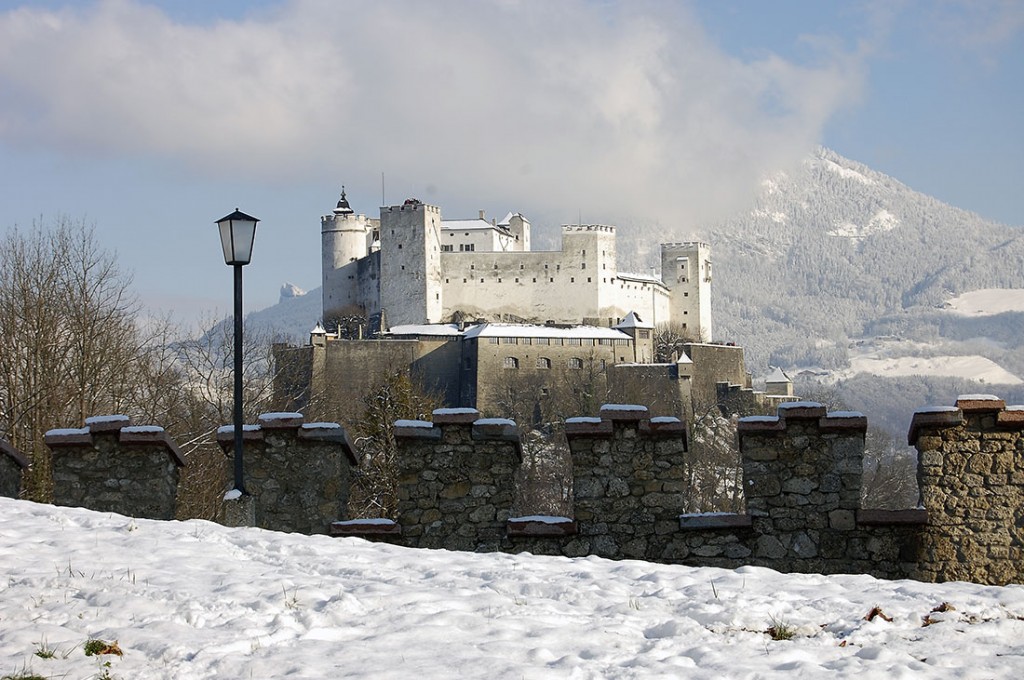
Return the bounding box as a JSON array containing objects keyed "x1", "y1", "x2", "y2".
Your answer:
[
  {"x1": 217, "y1": 413, "x2": 358, "y2": 534},
  {"x1": 909, "y1": 395, "x2": 1024, "y2": 585},
  {"x1": 386, "y1": 408, "x2": 522, "y2": 551},
  {"x1": 557, "y1": 405, "x2": 689, "y2": 560},
  {"x1": 46, "y1": 415, "x2": 185, "y2": 520},
  {"x1": 0, "y1": 438, "x2": 28, "y2": 498}
]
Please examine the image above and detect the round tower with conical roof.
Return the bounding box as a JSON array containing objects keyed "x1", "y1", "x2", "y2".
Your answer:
[{"x1": 321, "y1": 187, "x2": 376, "y2": 325}]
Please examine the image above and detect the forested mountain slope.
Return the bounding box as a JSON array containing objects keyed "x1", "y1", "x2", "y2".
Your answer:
[{"x1": 702, "y1": 147, "x2": 1024, "y2": 378}]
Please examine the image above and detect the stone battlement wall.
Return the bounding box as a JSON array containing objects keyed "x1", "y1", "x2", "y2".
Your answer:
[
  {"x1": 45, "y1": 416, "x2": 185, "y2": 520},
  {"x1": 217, "y1": 412, "x2": 357, "y2": 534}
]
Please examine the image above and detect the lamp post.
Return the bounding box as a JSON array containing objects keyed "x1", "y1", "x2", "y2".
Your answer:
[{"x1": 216, "y1": 208, "x2": 260, "y2": 494}]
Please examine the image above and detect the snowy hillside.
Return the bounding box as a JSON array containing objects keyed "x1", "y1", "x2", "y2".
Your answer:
[{"x1": 3, "y1": 497, "x2": 1024, "y2": 679}]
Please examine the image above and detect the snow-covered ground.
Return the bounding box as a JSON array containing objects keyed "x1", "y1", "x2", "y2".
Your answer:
[
  {"x1": 3, "y1": 499, "x2": 1024, "y2": 678},
  {"x1": 946, "y1": 289, "x2": 1024, "y2": 317}
]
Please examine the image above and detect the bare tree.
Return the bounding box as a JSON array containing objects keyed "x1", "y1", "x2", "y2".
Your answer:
[
  {"x1": 0, "y1": 219, "x2": 144, "y2": 500},
  {"x1": 348, "y1": 370, "x2": 441, "y2": 519}
]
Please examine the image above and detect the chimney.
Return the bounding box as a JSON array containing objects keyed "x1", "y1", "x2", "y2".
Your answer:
[{"x1": 478, "y1": 210, "x2": 485, "y2": 220}]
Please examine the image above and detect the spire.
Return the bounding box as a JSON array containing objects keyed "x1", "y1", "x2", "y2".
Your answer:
[{"x1": 333, "y1": 186, "x2": 353, "y2": 215}]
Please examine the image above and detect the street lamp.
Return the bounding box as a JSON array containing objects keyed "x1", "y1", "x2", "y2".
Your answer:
[{"x1": 216, "y1": 208, "x2": 260, "y2": 494}]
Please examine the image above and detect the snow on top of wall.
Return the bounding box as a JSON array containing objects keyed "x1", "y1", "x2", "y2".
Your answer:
[
  {"x1": 216, "y1": 424, "x2": 261, "y2": 434},
  {"x1": 958, "y1": 394, "x2": 1003, "y2": 402},
  {"x1": 565, "y1": 417, "x2": 602, "y2": 424},
  {"x1": 121, "y1": 426, "x2": 165, "y2": 434},
  {"x1": 84, "y1": 415, "x2": 130, "y2": 425},
  {"x1": 394, "y1": 419, "x2": 434, "y2": 429},
  {"x1": 301, "y1": 422, "x2": 342, "y2": 430},
  {"x1": 45, "y1": 427, "x2": 89, "y2": 436},
  {"x1": 508, "y1": 515, "x2": 573, "y2": 524},
  {"x1": 650, "y1": 416, "x2": 681, "y2": 424},
  {"x1": 464, "y1": 324, "x2": 630, "y2": 340},
  {"x1": 434, "y1": 408, "x2": 478, "y2": 415},
  {"x1": 388, "y1": 324, "x2": 463, "y2": 336},
  {"x1": 474, "y1": 418, "x2": 516, "y2": 427}
]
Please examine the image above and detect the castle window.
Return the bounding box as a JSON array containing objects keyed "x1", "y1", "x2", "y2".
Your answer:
[
  {"x1": 471, "y1": 264, "x2": 474, "y2": 269},
  {"x1": 441, "y1": 245, "x2": 453, "y2": 252},
  {"x1": 639, "y1": 330, "x2": 650, "y2": 339},
  {"x1": 436, "y1": 293, "x2": 440, "y2": 300},
  {"x1": 520, "y1": 264, "x2": 524, "y2": 270},
  {"x1": 582, "y1": 250, "x2": 586, "y2": 256},
  {"x1": 463, "y1": 278, "x2": 467, "y2": 283},
  {"x1": 537, "y1": 357, "x2": 551, "y2": 369},
  {"x1": 570, "y1": 277, "x2": 575, "y2": 283},
  {"x1": 522, "y1": 338, "x2": 532, "y2": 345},
  {"x1": 684, "y1": 311, "x2": 688, "y2": 315},
  {"x1": 401, "y1": 266, "x2": 405, "y2": 271},
  {"x1": 504, "y1": 357, "x2": 519, "y2": 369},
  {"x1": 566, "y1": 338, "x2": 582, "y2": 346},
  {"x1": 587, "y1": 277, "x2": 592, "y2": 283},
  {"x1": 494, "y1": 263, "x2": 498, "y2": 269},
  {"x1": 535, "y1": 338, "x2": 549, "y2": 345},
  {"x1": 480, "y1": 278, "x2": 484, "y2": 283},
  {"x1": 682, "y1": 323, "x2": 688, "y2": 329},
  {"x1": 398, "y1": 244, "x2": 402, "y2": 249},
  {"x1": 532, "y1": 278, "x2": 537, "y2": 283},
  {"x1": 545, "y1": 264, "x2": 548, "y2": 269},
  {"x1": 515, "y1": 278, "x2": 519, "y2": 283},
  {"x1": 556, "y1": 264, "x2": 560, "y2": 270},
  {"x1": 445, "y1": 278, "x2": 449, "y2": 283},
  {"x1": 568, "y1": 358, "x2": 583, "y2": 369},
  {"x1": 549, "y1": 278, "x2": 553, "y2": 283},
  {"x1": 600, "y1": 359, "x2": 607, "y2": 370},
  {"x1": 581, "y1": 263, "x2": 586, "y2": 269},
  {"x1": 489, "y1": 338, "x2": 499, "y2": 344},
  {"x1": 498, "y1": 278, "x2": 502, "y2": 283},
  {"x1": 598, "y1": 339, "x2": 611, "y2": 346}
]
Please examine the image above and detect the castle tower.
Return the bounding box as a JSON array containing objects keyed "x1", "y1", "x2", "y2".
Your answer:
[
  {"x1": 660, "y1": 242, "x2": 712, "y2": 342},
  {"x1": 379, "y1": 199, "x2": 444, "y2": 326},
  {"x1": 321, "y1": 187, "x2": 374, "y2": 325}
]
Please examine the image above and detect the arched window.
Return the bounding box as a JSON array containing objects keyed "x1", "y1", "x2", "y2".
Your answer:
[
  {"x1": 536, "y1": 357, "x2": 551, "y2": 369},
  {"x1": 568, "y1": 357, "x2": 583, "y2": 369},
  {"x1": 503, "y1": 356, "x2": 519, "y2": 369}
]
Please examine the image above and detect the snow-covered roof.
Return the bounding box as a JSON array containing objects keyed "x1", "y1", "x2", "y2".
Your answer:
[
  {"x1": 765, "y1": 367, "x2": 791, "y2": 383},
  {"x1": 441, "y1": 219, "x2": 510, "y2": 232},
  {"x1": 387, "y1": 324, "x2": 463, "y2": 337},
  {"x1": 617, "y1": 272, "x2": 664, "y2": 285},
  {"x1": 497, "y1": 211, "x2": 520, "y2": 226},
  {"x1": 464, "y1": 323, "x2": 630, "y2": 340},
  {"x1": 614, "y1": 311, "x2": 653, "y2": 330}
]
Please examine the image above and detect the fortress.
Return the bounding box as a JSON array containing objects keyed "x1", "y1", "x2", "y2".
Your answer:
[
  {"x1": 320, "y1": 189, "x2": 712, "y2": 337},
  {"x1": 270, "y1": 189, "x2": 792, "y2": 421}
]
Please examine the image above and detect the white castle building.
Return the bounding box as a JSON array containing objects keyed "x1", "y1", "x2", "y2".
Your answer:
[{"x1": 321, "y1": 189, "x2": 712, "y2": 339}]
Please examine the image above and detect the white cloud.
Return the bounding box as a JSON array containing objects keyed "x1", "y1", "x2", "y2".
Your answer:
[{"x1": 0, "y1": 0, "x2": 866, "y2": 233}]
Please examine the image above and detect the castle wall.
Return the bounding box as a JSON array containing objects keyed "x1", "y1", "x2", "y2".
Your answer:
[
  {"x1": 46, "y1": 416, "x2": 185, "y2": 520},
  {"x1": 217, "y1": 413, "x2": 357, "y2": 534},
  {"x1": 909, "y1": 396, "x2": 1024, "y2": 585},
  {"x1": 0, "y1": 438, "x2": 27, "y2": 498},
  {"x1": 391, "y1": 410, "x2": 521, "y2": 551},
  {"x1": 682, "y1": 343, "x2": 750, "y2": 408},
  {"x1": 469, "y1": 335, "x2": 621, "y2": 417}
]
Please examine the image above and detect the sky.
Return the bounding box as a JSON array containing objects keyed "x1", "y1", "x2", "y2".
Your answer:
[
  {"x1": 0, "y1": 0, "x2": 1021, "y2": 323},
  {"x1": 4, "y1": 496, "x2": 1024, "y2": 678}
]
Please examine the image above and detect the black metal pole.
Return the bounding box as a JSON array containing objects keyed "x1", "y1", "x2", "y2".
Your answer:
[{"x1": 233, "y1": 262, "x2": 246, "y2": 494}]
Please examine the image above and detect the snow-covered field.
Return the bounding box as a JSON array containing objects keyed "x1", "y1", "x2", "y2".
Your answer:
[
  {"x1": 3, "y1": 499, "x2": 1024, "y2": 678},
  {"x1": 844, "y1": 353, "x2": 1022, "y2": 385},
  {"x1": 946, "y1": 289, "x2": 1024, "y2": 317}
]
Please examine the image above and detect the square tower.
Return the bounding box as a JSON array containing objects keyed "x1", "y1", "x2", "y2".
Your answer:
[
  {"x1": 379, "y1": 200, "x2": 444, "y2": 327},
  {"x1": 660, "y1": 242, "x2": 712, "y2": 342}
]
